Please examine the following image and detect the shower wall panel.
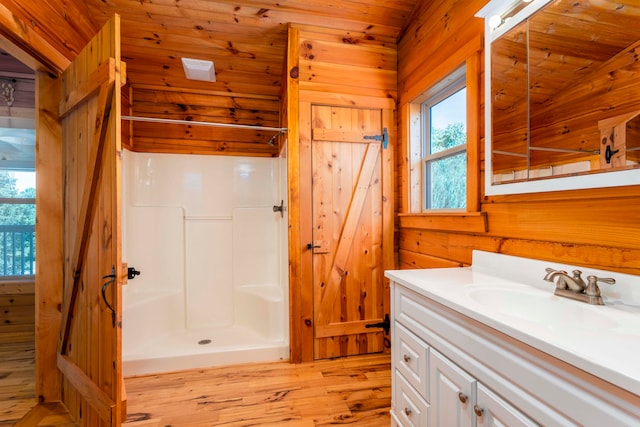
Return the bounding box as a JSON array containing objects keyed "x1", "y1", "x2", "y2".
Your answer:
[
  {"x1": 124, "y1": 150, "x2": 283, "y2": 329},
  {"x1": 186, "y1": 219, "x2": 233, "y2": 328},
  {"x1": 232, "y1": 207, "x2": 279, "y2": 287}
]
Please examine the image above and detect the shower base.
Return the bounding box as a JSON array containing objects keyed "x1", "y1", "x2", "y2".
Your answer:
[{"x1": 123, "y1": 325, "x2": 289, "y2": 376}]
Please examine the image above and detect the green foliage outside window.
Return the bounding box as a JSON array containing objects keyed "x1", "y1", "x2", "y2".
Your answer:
[
  {"x1": 0, "y1": 171, "x2": 36, "y2": 276},
  {"x1": 0, "y1": 172, "x2": 35, "y2": 224},
  {"x1": 428, "y1": 122, "x2": 466, "y2": 209}
]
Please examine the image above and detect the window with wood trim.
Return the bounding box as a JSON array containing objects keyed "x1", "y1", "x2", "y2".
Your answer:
[
  {"x1": 407, "y1": 60, "x2": 480, "y2": 214},
  {"x1": 421, "y1": 70, "x2": 466, "y2": 210}
]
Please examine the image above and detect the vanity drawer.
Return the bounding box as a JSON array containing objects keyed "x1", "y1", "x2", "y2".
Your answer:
[
  {"x1": 394, "y1": 370, "x2": 429, "y2": 427},
  {"x1": 394, "y1": 321, "x2": 429, "y2": 401}
]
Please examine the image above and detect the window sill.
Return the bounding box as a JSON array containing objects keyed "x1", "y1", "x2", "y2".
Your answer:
[{"x1": 398, "y1": 211, "x2": 487, "y2": 233}]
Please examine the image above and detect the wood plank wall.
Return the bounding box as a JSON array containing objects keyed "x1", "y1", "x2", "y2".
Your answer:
[
  {"x1": 0, "y1": 281, "x2": 34, "y2": 345},
  {"x1": 295, "y1": 24, "x2": 398, "y2": 103},
  {"x1": 287, "y1": 24, "x2": 397, "y2": 362},
  {"x1": 396, "y1": 0, "x2": 640, "y2": 276},
  {"x1": 128, "y1": 87, "x2": 281, "y2": 157}
]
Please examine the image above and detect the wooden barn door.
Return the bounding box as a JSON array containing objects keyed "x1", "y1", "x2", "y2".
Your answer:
[
  {"x1": 310, "y1": 105, "x2": 391, "y2": 359},
  {"x1": 57, "y1": 15, "x2": 125, "y2": 426}
]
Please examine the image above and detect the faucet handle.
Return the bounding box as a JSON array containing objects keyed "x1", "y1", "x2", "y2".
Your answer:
[{"x1": 585, "y1": 275, "x2": 616, "y2": 297}]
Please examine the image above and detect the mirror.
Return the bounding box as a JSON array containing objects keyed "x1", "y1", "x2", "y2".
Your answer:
[{"x1": 479, "y1": 0, "x2": 640, "y2": 195}]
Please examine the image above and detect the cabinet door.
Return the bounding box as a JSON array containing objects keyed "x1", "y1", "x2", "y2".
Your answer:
[
  {"x1": 476, "y1": 384, "x2": 540, "y2": 427},
  {"x1": 429, "y1": 348, "x2": 476, "y2": 427}
]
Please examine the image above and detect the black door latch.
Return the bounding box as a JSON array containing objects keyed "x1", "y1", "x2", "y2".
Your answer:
[
  {"x1": 128, "y1": 267, "x2": 141, "y2": 280},
  {"x1": 605, "y1": 144, "x2": 620, "y2": 164}
]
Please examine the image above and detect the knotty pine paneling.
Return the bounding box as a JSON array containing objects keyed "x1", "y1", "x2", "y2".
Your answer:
[
  {"x1": 0, "y1": 282, "x2": 34, "y2": 344},
  {"x1": 398, "y1": 0, "x2": 486, "y2": 104},
  {"x1": 0, "y1": 0, "x2": 96, "y2": 63},
  {"x1": 80, "y1": 0, "x2": 417, "y2": 158},
  {"x1": 296, "y1": 24, "x2": 398, "y2": 104},
  {"x1": 129, "y1": 87, "x2": 281, "y2": 156},
  {"x1": 396, "y1": 0, "x2": 640, "y2": 277}
]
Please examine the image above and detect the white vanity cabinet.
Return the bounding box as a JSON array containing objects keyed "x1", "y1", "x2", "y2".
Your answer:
[
  {"x1": 387, "y1": 255, "x2": 640, "y2": 427},
  {"x1": 428, "y1": 348, "x2": 476, "y2": 427},
  {"x1": 391, "y1": 287, "x2": 539, "y2": 427},
  {"x1": 476, "y1": 383, "x2": 538, "y2": 427}
]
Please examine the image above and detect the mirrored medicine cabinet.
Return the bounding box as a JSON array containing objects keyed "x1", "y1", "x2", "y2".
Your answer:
[{"x1": 477, "y1": 0, "x2": 640, "y2": 195}]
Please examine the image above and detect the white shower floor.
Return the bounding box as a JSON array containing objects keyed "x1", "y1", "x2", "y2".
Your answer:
[{"x1": 123, "y1": 324, "x2": 289, "y2": 376}]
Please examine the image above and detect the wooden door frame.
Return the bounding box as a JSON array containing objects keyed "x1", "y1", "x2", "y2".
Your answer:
[
  {"x1": 0, "y1": 18, "x2": 66, "y2": 404},
  {"x1": 289, "y1": 96, "x2": 396, "y2": 362}
]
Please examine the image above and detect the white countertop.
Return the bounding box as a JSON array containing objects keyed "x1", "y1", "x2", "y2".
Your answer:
[{"x1": 385, "y1": 250, "x2": 640, "y2": 396}]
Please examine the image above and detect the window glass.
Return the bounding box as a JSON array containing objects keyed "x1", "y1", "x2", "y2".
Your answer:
[
  {"x1": 426, "y1": 151, "x2": 467, "y2": 209},
  {"x1": 422, "y1": 79, "x2": 467, "y2": 210},
  {"x1": 429, "y1": 88, "x2": 466, "y2": 155},
  {"x1": 0, "y1": 170, "x2": 35, "y2": 276}
]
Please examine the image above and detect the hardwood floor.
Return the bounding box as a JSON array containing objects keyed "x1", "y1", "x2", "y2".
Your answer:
[
  {"x1": 1, "y1": 336, "x2": 391, "y2": 426},
  {"x1": 124, "y1": 353, "x2": 392, "y2": 426},
  {"x1": 0, "y1": 340, "x2": 36, "y2": 427},
  {"x1": 0, "y1": 282, "x2": 37, "y2": 427}
]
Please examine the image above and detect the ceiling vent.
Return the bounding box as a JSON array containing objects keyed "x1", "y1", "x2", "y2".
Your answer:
[{"x1": 181, "y1": 58, "x2": 216, "y2": 82}]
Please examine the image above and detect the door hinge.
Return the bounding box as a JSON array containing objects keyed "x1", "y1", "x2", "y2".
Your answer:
[
  {"x1": 365, "y1": 313, "x2": 390, "y2": 335},
  {"x1": 364, "y1": 127, "x2": 389, "y2": 149}
]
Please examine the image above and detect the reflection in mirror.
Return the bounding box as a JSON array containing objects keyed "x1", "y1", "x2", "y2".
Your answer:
[
  {"x1": 492, "y1": 22, "x2": 528, "y2": 182},
  {"x1": 489, "y1": 0, "x2": 640, "y2": 186},
  {"x1": 627, "y1": 115, "x2": 640, "y2": 165}
]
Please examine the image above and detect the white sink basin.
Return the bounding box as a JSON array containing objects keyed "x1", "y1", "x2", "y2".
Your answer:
[
  {"x1": 467, "y1": 287, "x2": 620, "y2": 331},
  {"x1": 385, "y1": 250, "x2": 640, "y2": 397}
]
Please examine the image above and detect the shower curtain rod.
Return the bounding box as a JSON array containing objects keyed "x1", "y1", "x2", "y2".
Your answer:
[{"x1": 121, "y1": 115, "x2": 288, "y2": 133}]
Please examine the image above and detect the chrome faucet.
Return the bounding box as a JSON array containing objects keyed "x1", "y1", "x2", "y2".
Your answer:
[{"x1": 544, "y1": 268, "x2": 615, "y2": 305}]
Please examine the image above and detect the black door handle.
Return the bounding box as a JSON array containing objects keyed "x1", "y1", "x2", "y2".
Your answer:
[
  {"x1": 306, "y1": 243, "x2": 320, "y2": 250},
  {"x1": 102, "y1": 266, "x2": 116, "y2": 327}
]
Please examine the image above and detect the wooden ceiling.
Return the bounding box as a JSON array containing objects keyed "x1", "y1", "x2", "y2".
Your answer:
[
  {"x1": 77, "y1": 0, "x2": 419, "y2": 155},
  {"x1": 85, "y1": 0, "x2": 417, "y2": 97}
]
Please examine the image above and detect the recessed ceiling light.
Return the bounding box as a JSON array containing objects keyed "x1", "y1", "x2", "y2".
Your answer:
[{"x1": 181, "y1": 58, "x2": 216, "y2": 82}]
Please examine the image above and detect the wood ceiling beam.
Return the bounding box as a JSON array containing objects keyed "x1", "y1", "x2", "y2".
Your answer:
[{"x1": 0, "y1": 3, "x2": 70, "y2": 74}]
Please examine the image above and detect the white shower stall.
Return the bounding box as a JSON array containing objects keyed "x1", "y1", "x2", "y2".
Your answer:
[{"x1": 121, "y1": 150, "x2": 289, "y2": 376}]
